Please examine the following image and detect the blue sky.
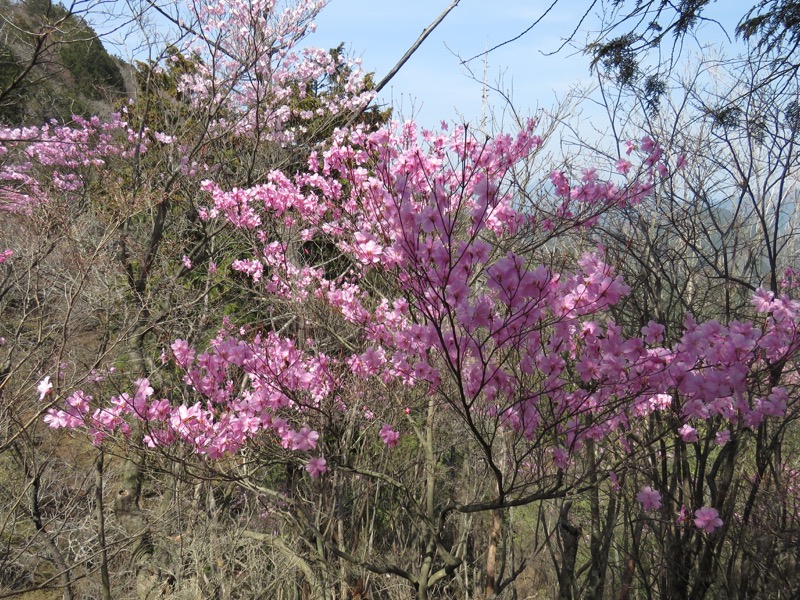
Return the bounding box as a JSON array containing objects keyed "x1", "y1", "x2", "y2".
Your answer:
[
  {"x1": 97, "y1": 0, "x2": 755, "y2": 129},
  {"x1": 309, "y1": 0, "x2": 753, "y2": 128}
]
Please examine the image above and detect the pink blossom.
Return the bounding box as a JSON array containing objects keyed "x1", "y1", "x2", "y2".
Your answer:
[
  {"x1": 37, "y1": 376, "x2": 52, "y2": 400},
  {"x1": 44, "y1": 409, "x2": 81, "y2": 429},
  {"x1": 636, "y1": 486, "x2": 662, "y2": 511},
  {"x1": 306, "y1": 456, "x2": 327, "y2": 478},
  {"x1": 678, "y1": 424, "x2": 698, "y2": 443},
  {"x1": 694, "y1": 506, "x2": 723, "y2": 533},
  {"x1": 291, "y1": 427, "x2": 320, "y2": 451},
  {"x1": 28, "y1": 75, "x2": 800, "y2": 539},
  {"x1": 153, "y1": 131, "x2": 175, "y2": 144},
  {"x1": 129, "y1": 378, "x2": 153, "y2": 417},
  {"x1": 232, "y1": 258, "x2": 263, "y2": 282},
  {"x1": 353, "y1": 231, "x2": 383, "y2": 263},
  {"x1": 762, "y1": 387, "x2": 788, "y2": 418},
  {"x1": 379, "y1": 424, "x2": 400, "y2": 448},
  {"x1": 641, "y1": 320, "x2": 665, "y2": 344},
  {"x1": 751, "y1": 288, "x2": 775, "y2": 313},
  {"x1": 171, "y1": 339, "x2": 196, "y2": 368},
  {"x1": 552, "y1": 447, "x2": 570, "y2": 469},
  {"x1": 715, "y1": 430, "x2": 731, "y2": 445},
  {"x1": 682, "y1": 398, "x2": 710, "y2": 420}
]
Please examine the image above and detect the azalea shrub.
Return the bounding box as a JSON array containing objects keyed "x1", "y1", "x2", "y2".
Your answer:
[{"x1": 34, "y1": 116, "x2": 800, "y2": 598}]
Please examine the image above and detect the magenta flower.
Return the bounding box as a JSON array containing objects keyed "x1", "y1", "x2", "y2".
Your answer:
[
  {"x1": 694, "y1": 507, "x2": 723, "y2": 533},
  {"x1": 751, "y1": 288, "x2": 775, "y2": 313},
  {"x1": 636, "y1": 486, "x2": 662, "y2": 511},
  {"x1": 616, "y1": 159, "x2": 632, "y2": 174},
  {"x1": 678, "y1": 424, "x2": 698, "y2": 443},
  {"x1": 552, "y1": 447, "x2": 569, "y2": 470},
  {"x1": 305, "y1": 456, "x2": 327, "y2": 478},
  {"x1": 291, "y1": 427, "x2": 319, "y2": 451},
  {"x1": 170, "y1": 339, "x2": 195, "y2": 368},
  {"x1": 43, "y1": 410, "x2": 68, "y2": 428},
  {"x1": 379, "y1": 424, "x2": 400, "y2": 448},
  {"x1": 715, "y1": 430, "x2": 731, "y2": 445},
  {"x1": 641, "y1": 320, "x2": 665, "y2": 344}
]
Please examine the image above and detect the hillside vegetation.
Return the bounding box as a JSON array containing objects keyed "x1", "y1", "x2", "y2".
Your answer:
[{"x1": 0, "y1": 0, "x2": 127, "y2": 124}]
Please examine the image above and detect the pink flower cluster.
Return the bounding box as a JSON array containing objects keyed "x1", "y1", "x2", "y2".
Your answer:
[
  {"x1": 169, "y1": 0, "x2": 373, "y2": 142},
  {"x1": 636, "y1": 486, "x2": 662, "y2": 511},
  {"x1": 44, "y1": 333, "x2": 329, "y2": 469},
  {"x1": 40, "y1": 119, "x2": 800, "y2": 493},
  {"x1": 0, "y1": 114, "x2": 148, "y2": 212},
  {"x1": 694, "y1": 507, "x2": 723, "y2": 533},
  {"x1": 379, "y1": 424, "x2": 400, "y2": 447}
]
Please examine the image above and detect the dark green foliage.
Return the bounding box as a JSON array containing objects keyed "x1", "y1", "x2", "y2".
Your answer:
[
  {"x1": 785, "y1": 98, "x2": 800, "y2": 130},
  {"x1": 706, "y1": 103, "x2": 743, "y2": 129},
  {"x1": 643, "y1": 74, "x2": 667, "y2": 114},
  {"x1": 301, "y1": 236, "x2": 354, "y2": 281},
  {"x1": 59, "y1": 25, "x2": 126, "y2": 100},
  {"x1": 0, "y1": 43, "x2": 24, "y2": 123},
  {"x1": 738, "y1": 0, "x2": 800, "y2": 53},
  {"x1": 587, "y1": 0, "x2": 716, "y2": 84},
  {"x1": 287, "y1": 44, "x2": 391, "y2": 146},
  {"x1": 671, "y1": 0, "x2": 711, "y2": 37},
  {"x1": 585, "y1": 1, "x2": 800, "y2": 104},
  {"x1": 24, "y1": 0, "x2": 60, "y2": 17},
  {"x1": 588, "y1": 33, "x2": 640, "y2": 86},
  {"x1": 0, "y1": 0, "x2": 127, "y2": 124}
]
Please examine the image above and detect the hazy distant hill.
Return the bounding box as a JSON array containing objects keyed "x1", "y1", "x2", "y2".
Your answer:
[{"x1": 0, "y1": 0, "x2": 129, "y2": 125}]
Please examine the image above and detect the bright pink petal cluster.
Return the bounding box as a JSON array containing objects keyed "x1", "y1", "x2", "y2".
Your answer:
[
  {"x1": 379, "y1": 425, "x2": 400, "y2": 448},
  {"x1": 694, "y1": 507, "x2": 723, "y2": 533},
  {"x1": 306, "y1": 456, "x2": 327, "y2": 478},
  {"x1": 636, "y1": 486, "x2": 662, "y2": 511}
]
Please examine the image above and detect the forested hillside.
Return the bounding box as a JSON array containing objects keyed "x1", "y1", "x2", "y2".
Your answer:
[{"x1": 0, "y1": 0, "x2": 127, "y2": 124}]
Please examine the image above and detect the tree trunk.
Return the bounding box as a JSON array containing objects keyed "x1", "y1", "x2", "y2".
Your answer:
[
  {"x1": 95, "y1": 450, "x2": 112, "y2": 600},
  {"x1": 29, "y1": 470, "x2": 75, "y2": 600},
  {"x1": 484, "y1": 508, "x2": 503, "y2": 598},
  {"x1": 557, "y1": 502, "x2": 580, "y2": 600}
]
